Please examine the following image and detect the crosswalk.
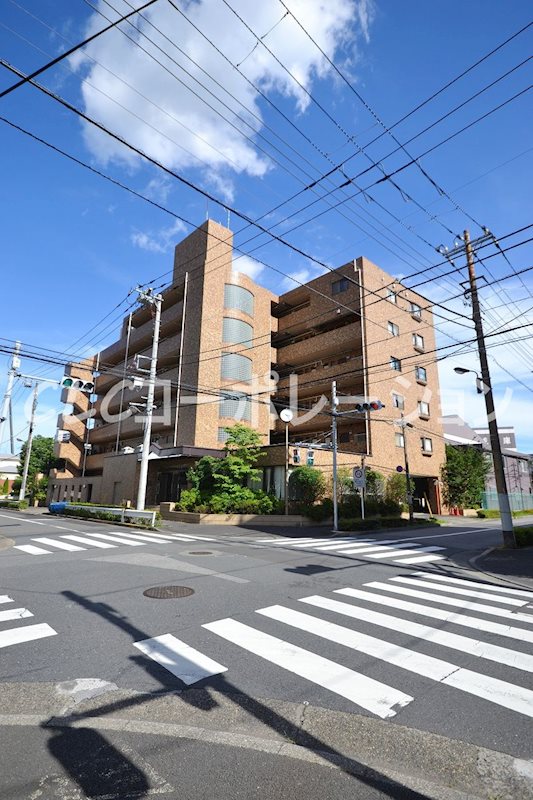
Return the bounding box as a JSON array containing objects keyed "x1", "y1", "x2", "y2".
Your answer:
[
  {"x1": 134, "y1": 572, "x2": 533, "y2": 722},
  {"x1": 0, "y1": 593, "x2": 57, "y2": 649},
  {"x1": 249, "y1": 534, "x2": 448, "y2": 564},
  {"x1": 11, "y1": 529, "x2": 216, "y2": 557}
]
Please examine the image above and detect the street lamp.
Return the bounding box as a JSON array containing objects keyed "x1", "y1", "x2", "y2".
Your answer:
[
  {"x1": 279, "y1": 408, "x2": 294, "y2": 515},
  {"x1": 454, "y1": 366, "x2": 483, "y2": 394}
]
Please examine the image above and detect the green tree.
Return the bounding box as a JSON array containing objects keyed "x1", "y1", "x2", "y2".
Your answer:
[
  {"x1": 441, "y1": 444, "x2": 491, "y2": 509},
  {"x1": 329, "y1": 466, "x2": 354, "y2": 504},
  {"x1": 366, "y1": 469, "x2": 385, "y2": 498},
  {"x1": 289, "y1": 466, "x2": 326, "y2": 507},
  {"x1": 17, "y1": 436, "x2": 56, "y2": 484},
  {"x1": 1, "y1": 478, "x2": 9, "y2": 495},
  {"x1": 385, "y1": 472, "x2": 407, "y2": 505}
]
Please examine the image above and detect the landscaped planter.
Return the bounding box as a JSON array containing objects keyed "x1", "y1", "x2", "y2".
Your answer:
[{"x1": 160, "y1": 503, "x2": 324, "y2": 526}]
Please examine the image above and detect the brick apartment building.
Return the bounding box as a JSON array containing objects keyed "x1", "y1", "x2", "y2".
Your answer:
[{"x1": 48, "y1": 220, "x2": 446, "y2": 512}]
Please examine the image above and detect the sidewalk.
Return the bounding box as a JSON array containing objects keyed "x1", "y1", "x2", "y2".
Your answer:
[{"x1": 470, "y1": 545, "x2": 533, "y2": 589}]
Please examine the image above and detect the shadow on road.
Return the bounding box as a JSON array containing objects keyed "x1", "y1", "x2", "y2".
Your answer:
[
  {"x1": 42, "y1": 589, "x2": 439, "y2": 800},
  {"x1": 47, "y1": 727, "x2": 150, "y2": 799}
]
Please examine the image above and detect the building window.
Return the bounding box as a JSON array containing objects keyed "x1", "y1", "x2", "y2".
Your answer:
[
  {"x1": 418, "y1": 401, "x2": 430, "y2": 418},
  {"x1": 222, "y1": 317, "x2": 253, "y2": 348},
  {"x1": 339, "y1": 431, "x2": 351, "y2": 443},
  {"x1": 387, "y1": 290, "x2": 397, "y2": 304},
  {"x1": 332, "y1": 277, "x2": 349, "y2": 294},
  {"x1": 395, "y1": 432, "x2": 405, "y2": 448},
  {"x1": 413, "y1": 333, "x2": 425, "y2": 350},
  {"x1": 224, "y1": 284, "x2": 254, "y2": 316},
  {"x1": 415, "y1": 365, "x2": 427, "y2": 383},
  {"x1": 392, "y1": 393, "x2": 404, "y2": 409},
  {"x1": 411, "y1": 302, "x2": 422, "y2": 320},
  {"x1": 388, "y1": 321, "x2": 399, "y2": 336},
  {"x1": 221, "y1": 352, "x2": 252, "y2": 382},
  {"x1": 421, "y1": 437, "x2": 433, "y2": 453},
  {"x1": 217, "y1": 427, "x2": 231, "y2": 443},
  {"x1": 390, "y1": 356, "x2": 401, "y2": 371},
  {"x1": 220, "y1": 392, "x2": 251, "y2": 422}
]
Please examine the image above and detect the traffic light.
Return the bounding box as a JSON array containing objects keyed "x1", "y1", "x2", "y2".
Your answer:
[
  {"x1": 354, "y1": 400, "x2": 384, "y2": 412},
  {"x1": 292, "y1": 448, "x2": 301, "y2": 464},
  {"x1": 306, "y1": 449, "x2": 314, "y2": 466},
  {"x1": 61, "y1": 376, "x2": 95, "y2": 393}
]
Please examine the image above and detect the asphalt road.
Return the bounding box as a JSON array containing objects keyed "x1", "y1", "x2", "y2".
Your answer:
[{"x1": 1, "y1": 510, "x2": 532, "y2": 800}]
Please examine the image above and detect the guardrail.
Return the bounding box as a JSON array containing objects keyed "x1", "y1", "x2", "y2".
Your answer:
[{"x1": 49, "y1": 502, "x2": 156, "y2": 527}]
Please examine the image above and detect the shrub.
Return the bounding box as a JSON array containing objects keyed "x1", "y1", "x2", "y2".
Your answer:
[
  {"x1": 0, "y1": 499, "x2": 28, "y2": 510},
  {"x1": 338, "y1": 496, "x2": 401, "y2": 519},
  {"x1": 307, "y1": 499, "x2": 334, "y2": 522},
  {"x1": 289, "y1": 467, "x2": 326, "y2": 509},
  {"x1": 177, "y1": 489, "x2": 201, "y2": 511},
  {"x1": 515, "y1": 526, "x2": 533, "y2": 548},
  {"x1": 339, "y1": 518, "x2": 381, "y2": 531}
]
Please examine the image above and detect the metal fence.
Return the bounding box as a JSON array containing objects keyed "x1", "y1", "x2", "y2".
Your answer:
[{"x1": 480, "y1": 491, "x2": 533, "y2": 512}]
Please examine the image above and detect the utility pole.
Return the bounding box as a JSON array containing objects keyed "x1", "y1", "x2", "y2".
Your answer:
[
  {"x1": 331, "y1": 380, "x2": 339, "y2": 532},
  {"x1": 399, "y1": 413, "x2": 414, "y2": 522},
  {"x1": 0, "y1": 340, "x2": 21, "y2": 454},
  {"x1": 18, "y1": 382, "x2": 38, "y2": 501},
  {"x1": 359, "y1": 454, "x2": 366, "y2": 520},
  {"x1": 464, "y1": 230, "x2": 515, "y2": 547},
  {"x1": 135, "y1": 288, "x2": 162, "y2": 511}
]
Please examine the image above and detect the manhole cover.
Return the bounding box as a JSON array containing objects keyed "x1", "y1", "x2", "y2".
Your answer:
[
  {"x1": 189, "y1": 551, "x2": 212, "y2": 555},
  {"x1": 143, "y1": 586, "x2": 194, "y2": 599}
]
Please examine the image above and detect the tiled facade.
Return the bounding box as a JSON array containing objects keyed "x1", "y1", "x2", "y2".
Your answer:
[{"x1": 49, "y1": 221, "x2": 445, "y2": 512}]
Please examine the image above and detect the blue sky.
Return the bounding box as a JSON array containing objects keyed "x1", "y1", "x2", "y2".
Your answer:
[{"x1": 0, "y1": 0, "x2": 532, "y2": 453}]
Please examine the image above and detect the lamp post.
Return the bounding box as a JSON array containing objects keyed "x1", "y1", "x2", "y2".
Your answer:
[{"x1": 280, "y1": 408, "x2": 293, "y2": 515}]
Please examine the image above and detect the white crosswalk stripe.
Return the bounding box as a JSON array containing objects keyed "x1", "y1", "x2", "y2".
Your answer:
[
  {"x1": 0, "y1": 607, "x2": 33, "y2": 623},
  {"x1": 133, "y1": 634, "x2": 228, "y2": 684},
  {"x1": 335, "y1": 587, "x2": 533, "y2": 645},
  {"x1": 0, "y1": 622, "x2": 57, "y2": 648},
  {"x1": 389, "y1": 576, "x2": 528, "y2": 606},
  {"x1": 245, "y1": 535, "x2": 448, "y2": 563},
  {"x1": 10, "y1": 527, "x2": 218, "y2": 556},
  {"x1": 33, "y1": 537, "x2": 86, "y2": 552},
  {"x1": 0, "y1": 593, "x2": 57, "y2": 650},
  {"x1": 363, "y1": 581, "x2": 533, "y2": 624},
  {"x1": 14, "y1": 544, "x2": 52, "y2": 555},
  {"x1": 413, "y1": 572, "x2": 533, "y2": 600},
  {"x1": 203, "y1": 617, "x2": 413, "y2": 718}
]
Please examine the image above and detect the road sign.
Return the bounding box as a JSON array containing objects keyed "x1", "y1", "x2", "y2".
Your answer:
[{"x1": 353, "y1": 466, "x2": 366, "y2": 488}]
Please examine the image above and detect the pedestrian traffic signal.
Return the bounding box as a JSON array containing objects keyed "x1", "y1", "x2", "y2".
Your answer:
[
  {"x1": 61, "y1": 376, "x2": 95, "y2": 393},
  {"x1": 354, "y1": 399, "x2": 384, "y2": 412},
  {"x1": 307, "y1": 449, "x2": 314, "y2": 466},
  {"x1": 293, "y1": 448, "x2": 301, "y2": 464}
]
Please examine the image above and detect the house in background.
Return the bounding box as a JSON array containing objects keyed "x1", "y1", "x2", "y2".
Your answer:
[
  {"x1": 0, "y1": 453, "x2": 20, "y2": 496},
  {"x1": 442, "y1": 415, "x2": 532, "y2": 510}
]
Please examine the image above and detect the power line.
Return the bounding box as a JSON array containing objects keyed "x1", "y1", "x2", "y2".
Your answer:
[{"x1": 0, "y1": 0, "x2": 159, "y2": 98}]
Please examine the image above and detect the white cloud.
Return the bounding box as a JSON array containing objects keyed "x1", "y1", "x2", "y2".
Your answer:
[
  {"x1": 70, "y1": 0, "x2": 368, "y2": 195},
  {"x1": 232, "y1": 254, "x2": 265, "y2": 280},
  {"x1": 282, "y1": 267, "x2": 313, "y2": 288},
  {"x1": 131, "y1": 219, "x2": 187, "y2": 253}
]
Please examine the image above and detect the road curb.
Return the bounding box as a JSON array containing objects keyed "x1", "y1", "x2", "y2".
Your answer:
[{"x1": 1, "y1": 684, "x2": 532, "y2": 799}]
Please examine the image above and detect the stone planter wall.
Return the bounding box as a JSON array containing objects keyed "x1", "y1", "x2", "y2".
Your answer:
[{"x1": 159, "y1": 503, "x2": 324, "y2": 526}]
